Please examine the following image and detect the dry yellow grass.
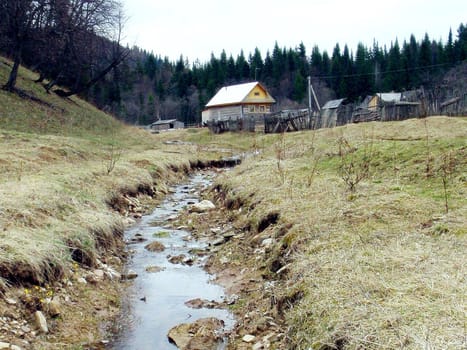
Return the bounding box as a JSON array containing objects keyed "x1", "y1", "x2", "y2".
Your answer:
[{"x1": 210, "y1": 117, "x2": 466, "y2": 349}]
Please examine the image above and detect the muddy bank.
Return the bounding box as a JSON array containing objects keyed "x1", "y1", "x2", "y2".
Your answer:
[{"x1": 168, "y1": 183, "x2": 291, "y2": 350}]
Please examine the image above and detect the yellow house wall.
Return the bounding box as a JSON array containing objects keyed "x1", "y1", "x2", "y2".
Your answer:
[
  {"x1": 368, "y1": 96, "x2": 379, "y2": 109},
  {"x1": 245, "y1": 85, "x2": 269, "y2": 102}
]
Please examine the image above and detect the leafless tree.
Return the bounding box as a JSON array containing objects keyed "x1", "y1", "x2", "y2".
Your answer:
[
  {"x1": 0, "y1": 0, "x2": 50, "y2": 91},
  {"x1": 1, "y1": 0, "x2": 127, "y2": 96}
]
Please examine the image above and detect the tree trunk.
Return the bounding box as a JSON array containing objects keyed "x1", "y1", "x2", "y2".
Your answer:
[
  {"x1": 3, "y1": 51, "x2": 21, "y2": 92},
  {"x1": 54, "y1": 49, "x2": 129, "y2": 97}
]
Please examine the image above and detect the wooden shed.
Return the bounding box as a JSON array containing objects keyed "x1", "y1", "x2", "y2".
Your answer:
[
  {"x1": 317, "y1": 98, "x2": 353, "y2": 128},
  {"x1": 149, "y1": 119, "x2": 184, "y2": 132},
  {"x1": 368, "y1": 92, "x2": 421, "y2": 121},
  {"x1": 201, "y1": 82, "x2": 275, "y2": 124}
]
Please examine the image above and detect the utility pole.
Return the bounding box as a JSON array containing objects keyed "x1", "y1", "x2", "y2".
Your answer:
[{"x1": 308, "y1": 76, "x2": 320, "y2": 128}]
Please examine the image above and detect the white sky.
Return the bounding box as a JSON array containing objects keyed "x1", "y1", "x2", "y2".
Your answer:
[{"x1": 121, "y1": 0, "x2": 467, "y2": 63}]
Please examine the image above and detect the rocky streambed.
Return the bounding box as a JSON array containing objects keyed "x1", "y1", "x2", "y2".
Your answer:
[{"x1": 110, "y1": 171, "x2": 235, "y2": 350}]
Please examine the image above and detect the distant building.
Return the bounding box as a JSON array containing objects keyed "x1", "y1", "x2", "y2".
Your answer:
[
  {"x1": 369, "y1": 92, "x2": 421, "y2": 121},
  {"x1": 149, "y1": 119, "x2": 184, "y2": 132},
  {"x1": 318, "y1": 98, "x2": 353, "y2": 128},
  {"x1": 201, "y1": 82, "x2": 276, "y2": 124},
  {"x1": 368, "y1": 92, "x2": 403, "y2": 109}
]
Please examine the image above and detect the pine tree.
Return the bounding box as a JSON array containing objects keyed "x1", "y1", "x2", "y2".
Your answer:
[{"x1": 250, "y1": 47, "x2": 264, "y2": 81}]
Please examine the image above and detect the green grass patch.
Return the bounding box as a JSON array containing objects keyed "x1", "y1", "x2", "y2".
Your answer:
[{"x1": 152, "y1": 231, "x2": 171, "y2": 238}]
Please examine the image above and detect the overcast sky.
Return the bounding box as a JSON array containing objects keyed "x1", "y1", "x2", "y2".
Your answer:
[{"x1": 121, "y1": 0, "x2": 467, "y2": 63}]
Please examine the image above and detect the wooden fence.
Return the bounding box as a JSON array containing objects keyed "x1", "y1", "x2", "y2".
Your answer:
[
  {"x1": 206, "y1": 116, "x2": 257, "y2": 134},
  {"x1": 264, "y1": 109, "x2": 313, "y2": 133}
]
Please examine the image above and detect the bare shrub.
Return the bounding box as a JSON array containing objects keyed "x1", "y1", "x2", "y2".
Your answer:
[
  {"x1": 338, "y1": 135, "x2": 373, "y2": 193},
  {"x1": 437, "y1": 149, "x2": 463, "y2": 213},
  {"x1": 104, "y1": 141, "x2": 123, "y2": 175}
]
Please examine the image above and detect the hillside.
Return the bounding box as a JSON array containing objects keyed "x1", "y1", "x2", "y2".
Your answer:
[
  {"x1": 0, "y1": 57, "x2": 466, "y2": 349},
  {"x1": 0, "y1": 58, "x2": 235, "y2": 348}
]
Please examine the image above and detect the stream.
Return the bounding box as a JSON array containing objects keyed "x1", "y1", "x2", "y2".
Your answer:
[{"x1": 110, "y1": 172, "x2": 234, "y2": 350}]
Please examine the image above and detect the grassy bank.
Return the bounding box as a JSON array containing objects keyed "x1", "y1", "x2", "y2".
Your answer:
[
  {"x1": 204, "y1": 117, "x2": 466, "y2": 349},
  {"x1": 0, "y1": 58, "x2": 242, "y2": 348}
]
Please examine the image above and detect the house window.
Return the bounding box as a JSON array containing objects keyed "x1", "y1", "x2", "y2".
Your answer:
[
  {"x1": 249, "y1": 105, "x2": 255, "y2": 113},
  {"x1": 254, "y1": 92, "x2": 260, "y2": 96},
  {"x1": 259, "y1": 105, "x2": 265, "y2": 112},
  {"x1": 266, "y1": 105, "x2": 270, "y2": 112}
]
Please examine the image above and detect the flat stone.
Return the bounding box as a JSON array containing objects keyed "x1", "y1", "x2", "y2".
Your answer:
[
  {"x1": 210, "y1": 237, "x2": 225, "y2": 246},
  {"x1": 76, "y1": 277, "x2": 87, "y2": 284},
  {"x1": 189, "y1": 200, "x2": 216, "y2": 213},
  {"x1": 167, "y1": 254, "x2": 186, "y2": 264},
  {"x1": 253, "y1": 342, "x2": 266, "y2": 350},
  {"x1": 21, "y1": 325, "x2": 31, "y2": 333},
  {"x1": 184, "y1": 298, "x2": 220, "y2": 309},
  {"x1": 210, "y1": 227, "x2": 222, "y2": 235},
  {"x1": 261, "y1": 238, "x2": 274, "y2": 248},
  {"x1": 5, "y1": 298, "x2": 17, "y2": 305},
  {"x1": 93, "y1": 269, "x2": 105, "y2": 280},
  {"x1": 145, "y1": 265, "x2": 165, "y2": 273},
  {"x1": 47, "y1": 300, "x2": 61, "y2": 317},
  {"x1": 121, "y1": 270, "x2": 138, "y2": 280},
  {"x1": 168, "y1": 317, "x2": 224, "y2": 350},
  {"x1": 34, "y1": 311, "x2": 48, "y2": 334},
  {"x1": 242, "y1": 334, "x2": 256, "y2": 343},
  {"x1": 0, "y1": 342, "x2": 22, "y2": 350}
]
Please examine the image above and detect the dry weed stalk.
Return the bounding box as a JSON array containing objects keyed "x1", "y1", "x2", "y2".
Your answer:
[
  {"x1": 306, "y1": 129, "x2": 320, "y2": 187},
  {"x1": 337, "y1": 134, "x2": 373, "y2": 193},
  {"x1": 424, "y1": 118, "x2": 435, "y2": 177},
  {"x1": 105, "y1": 142, "x2": 123, "y2": 175},
  {"x1": 274, "y1": 132, "x2": 287, "y2": 184},
  {"x1": 437, "y1": 149, "x2": 459, "y2": 213}
]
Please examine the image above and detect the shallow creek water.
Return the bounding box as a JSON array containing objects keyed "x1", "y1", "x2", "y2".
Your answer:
[{"x1": 110, "y1": 172, "x2": 234, "y2": 350}]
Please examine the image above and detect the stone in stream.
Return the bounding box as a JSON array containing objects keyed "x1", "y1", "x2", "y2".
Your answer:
[
  {"x1": 129, "y1": 234, "x2": 147, "y2": 243},
  {"x1": 184, "y1": 298, "x2": 221, "y2": 309},
  {"x1": 145, "y1": 265, "x2": 165, "y2": 273},
  {"x1": 189, "y1": 200, "x2": 216, "y2": 213},
  {"x1": 121, "y1": 270, "x2": 138, "y2": 280},
  {"x1": 167, "y1": 317, "x2": 225, "y2": 350},
  {"x1": 167, "y1": 254, "x2": 195, "y2": 265},
  {"x1": 144, "y1": 241, "x2": 166, "y2": 252}
]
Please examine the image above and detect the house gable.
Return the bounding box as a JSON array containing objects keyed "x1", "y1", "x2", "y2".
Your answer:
[
  {"x1": 205, "y1": 82, "x2": 275, "y2": 108},
  {"x1": 245, "y1": 84, "x2": 274, "y2": 103}
]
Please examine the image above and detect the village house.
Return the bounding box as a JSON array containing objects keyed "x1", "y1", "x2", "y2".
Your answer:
[{"x1": 201, "y1": 81, "x2": 276, "y2": 125}]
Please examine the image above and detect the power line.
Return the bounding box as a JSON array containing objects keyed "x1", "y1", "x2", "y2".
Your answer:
[{"x1": 316, "y1": 60, "x2": 465, "y2": 80}]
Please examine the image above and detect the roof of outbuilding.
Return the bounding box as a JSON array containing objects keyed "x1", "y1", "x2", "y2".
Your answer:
[
  {"x1": 378, "y1": 92, "x2": 402, "y2": 103},
  {"x1": 151, "y1": 119, "x2": 178, "y2": 125},
  {"x1": 322, "y1": 98, "x2": 345, "y2": 109},
  {"x1": 205, "y1": 82, "x2": 275, "y2": 107}
]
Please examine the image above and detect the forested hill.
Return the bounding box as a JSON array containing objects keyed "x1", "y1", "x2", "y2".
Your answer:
[
  {"x1": 115, "y1": 28, "x2": 466, "y2": 125},
  {"x1": 0, "y1": 1, "x2": 465, "y2": 126}
]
